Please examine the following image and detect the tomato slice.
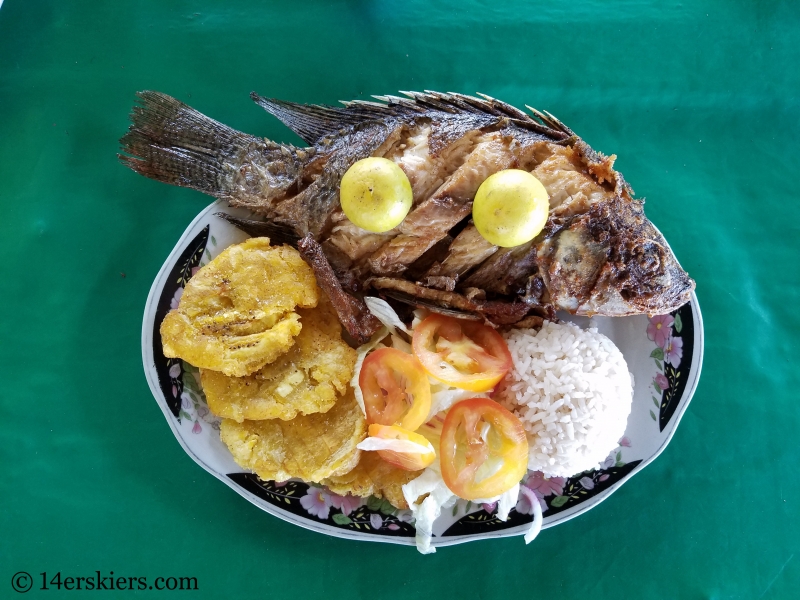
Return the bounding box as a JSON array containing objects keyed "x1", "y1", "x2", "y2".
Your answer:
[
  {"x1": 360, "y1": 424, "x2": 435, "y2": 471},
  {"x1": 412, "y1": 314, "x2": 512, "y2": 392},
  {"x1": 359, "y1": 347, "x2": 431, "y2": 431},
  {"x1": 439, "y1": 398, "x2": 528, "y2": 500}
]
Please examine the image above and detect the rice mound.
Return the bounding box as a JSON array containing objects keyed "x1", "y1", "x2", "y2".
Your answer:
[{"x1": 498, "y1": 321, "x2": 633, "y2": 478}]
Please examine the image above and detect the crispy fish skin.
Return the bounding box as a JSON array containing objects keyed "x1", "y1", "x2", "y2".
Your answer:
[
  {"x1": 201, "y1": 302, "x2": 357, "y2": 422},
  {"x1": 122, "y1": 91, "x2": 694, "y2": 332},
  {"x1": 220, "y1": 390, "x2": 365, "y2": 483},
  {"x1": 321, "y1": 452, "x2": 421, "y2": 510},
  {"x1": 160, "y1": 238, "x2": 318, "y2": 377}
]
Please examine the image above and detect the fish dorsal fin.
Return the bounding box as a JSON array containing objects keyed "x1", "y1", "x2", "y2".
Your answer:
[
  {"x1": 251, "y1": 93, "x2": 374, "y2": 145},
  {"x1": 252, "y1": 91, "x2": 566, "y2": 145}
]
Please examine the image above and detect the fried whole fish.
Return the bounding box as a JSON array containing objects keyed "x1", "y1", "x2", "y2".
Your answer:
[{"x1": 121, "y1": 91, "x2": 694, "y2": 343}]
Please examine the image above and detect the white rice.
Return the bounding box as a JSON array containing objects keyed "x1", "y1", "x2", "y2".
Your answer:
[{"x1": 498, "y1": 321, "x2": 633, "y2": 478}]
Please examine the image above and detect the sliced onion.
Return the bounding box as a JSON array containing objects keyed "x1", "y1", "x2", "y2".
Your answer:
[
  {"x1": 402, "y1": 467, "x2": 456, "y2": 554},
  {"x1": 496, "y1": 483, "x2": 520, "y2": 521},
  {"x1": 357, "y1": 437, "x2": 434, "y2": 455},
  {"x1": 524, "y1": 494, "x2": 543, "y2": 544},
  {"x1": 364, "y1": 297, "x2": 411, "y2": 335}
]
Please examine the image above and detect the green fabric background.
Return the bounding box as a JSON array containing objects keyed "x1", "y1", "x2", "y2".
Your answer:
[{"x1": 1, "y1": 0, "x2": 798, "y2": 598}]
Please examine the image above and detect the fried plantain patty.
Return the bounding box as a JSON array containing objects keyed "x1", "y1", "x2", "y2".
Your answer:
[
  {"x1": 161, "y1": 238, "x2": 318, "y2": 377},
  {"x1": 220, "y1": 390, "x2": 365, "y2": 483},
  {"x1": 202, "y1": 299, "x2": 356, "y2": 422}
]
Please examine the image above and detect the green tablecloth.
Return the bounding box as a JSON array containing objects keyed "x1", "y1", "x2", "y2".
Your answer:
[{"x1": 2, "y1": 1, "x2": 798, "y2": 597}]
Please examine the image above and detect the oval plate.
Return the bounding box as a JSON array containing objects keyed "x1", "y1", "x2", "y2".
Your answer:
[{"x1": 142, "y1": 200, "x2": 704, "y2": 550}]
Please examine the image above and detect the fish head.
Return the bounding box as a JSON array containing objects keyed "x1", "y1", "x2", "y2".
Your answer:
[{"x1": 540, "y1": 198, "x2": 695, "y2": 317}]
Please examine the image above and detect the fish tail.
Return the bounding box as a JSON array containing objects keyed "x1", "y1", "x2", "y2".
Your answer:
[{"x1": 119, "y1": 91, "x2": 255, "y2": 196}]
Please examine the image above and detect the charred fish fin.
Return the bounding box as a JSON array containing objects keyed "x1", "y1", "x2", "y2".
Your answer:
[
  {"x1": 398, "y1": 91, "x2": 459, "y2": 113},
  {"x1": 119, "y1": 91, "x2": 257, "y2": 196},
  {"x1": 257, "y1": 91, "x2": 569, "y2": 144},
  {"x1": 251, "y1": 93, "x2": 371, "y2": 145},
  {"x1": 474, "y1": 93, "x2": 531, "y2": 120},
  {"x1": 213, "y1": 213, "x2": 300, "y2": 247},
  {"x1": 378, "y1": 290, "x2": 482, "y2": 321},
  {"x1": 377, "y1": 286, "x2": 529, "y2": 326},
  {"x1": 525, "y1": 105, "x2": 575, "y2": 136},
  {"x1": 446, "y1": 92, "x2": 513, "y2": 117},
  {"x1": 296, "y1": 235, "x2": 382, "y2": 345}
]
